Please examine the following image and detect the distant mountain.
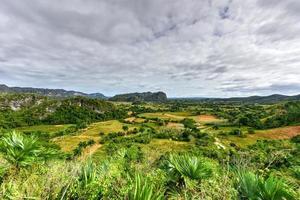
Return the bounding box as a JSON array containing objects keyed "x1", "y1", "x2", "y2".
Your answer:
[
  {"x1": 0, "y1": 84, "x2": 107, "y2": 99},
  {"x1": 87, "y1": 93, "x2": 107, "y2": 99},
  {"x1": 109, "y1": 92, "x2": 167, "y2": 102},
  {"x1": 178, "y1": 94, "x2": 300, "y2": 103}
]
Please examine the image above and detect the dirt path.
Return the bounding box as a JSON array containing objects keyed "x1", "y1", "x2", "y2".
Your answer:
[{"x1": 79, "y1": 143, "x2": 102, "y2": 161}]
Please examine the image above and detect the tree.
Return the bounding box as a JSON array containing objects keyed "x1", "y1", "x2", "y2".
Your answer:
[
  {"x1": 181, "y1": 118, "x2": 197, "y2": 130},
  {"x1": 122, "y1": 125, "x2": 129, "y2": 132}
]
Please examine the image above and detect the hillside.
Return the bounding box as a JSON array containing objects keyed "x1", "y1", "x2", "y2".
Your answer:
[
  {"x1": 0, "y1": 94, "x2": 126, "y2": 128},
  {"x1": 109, "y1": 91, "x2": 167, "y2": 102},
  {"x1": 0, "y1": 84, "x2": 107, "y2": 99}
]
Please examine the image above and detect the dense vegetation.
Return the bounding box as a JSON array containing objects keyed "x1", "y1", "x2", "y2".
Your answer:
[
  {"x1": 0, "y1": 94, "x2": 127, "y2": 129},
  {"x1": 0, "y1": 93, "x2": 299, "y2": 199}
]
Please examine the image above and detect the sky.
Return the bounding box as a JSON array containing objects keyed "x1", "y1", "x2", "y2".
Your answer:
[{"x1": 0, "y1": 0, "x2": 300, "y2": 97}]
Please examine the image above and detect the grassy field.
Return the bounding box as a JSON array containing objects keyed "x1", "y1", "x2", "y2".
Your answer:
[
  {"x1": 53, "y1": 120, "x2": 141, "y2": 152},
  {"x1": 16, "y1": 124, "x2": 73, "y2": 137},
  {"x1": 191, "y1": 114, "x2": 224, "y2": 123},
  {"x1": 53, "y1": 135, "x2": 98, "y2": 152},
  {"x1": 139, "y1": 112, "x2": 224, "y2": 123},
  {"x1": 91, "y1": 138, "x2": 192, "y2": 165},
  {"x1": 140, "y1": 139, "x2": 192, "y2": 164},
  {"x1": 124, "y1": 117, "x2": 146, "y2": 123}
]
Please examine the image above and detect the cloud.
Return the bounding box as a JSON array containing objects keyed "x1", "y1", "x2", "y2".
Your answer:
[{"x1": 0, "y1": 0, "x2": 299, "y2": 97}]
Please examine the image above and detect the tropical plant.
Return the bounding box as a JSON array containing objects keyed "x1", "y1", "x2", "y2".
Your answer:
[
  {"x1": 78, "y1": 159, "x2": 97, "y2": 188},
  {"x1": 236, "y1": 170, "x2": 296, "y2": 200},
  {"x1": 63, "y1": 159, "x2": 103, "y2": 200},
  {"x1": 164, "y1": 154, "x2": 214, "y2": 188},
  {"x1": 127, "y1": 173, "x2": 164, "y2": 200},
  {"x1": 0, "y1": 131, "x2": 57, "y2": 170}
]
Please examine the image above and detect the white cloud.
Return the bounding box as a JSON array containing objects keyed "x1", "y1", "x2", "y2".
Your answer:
[{"x1": 0, "y1": 0, "x2": 299, "y2": 97}]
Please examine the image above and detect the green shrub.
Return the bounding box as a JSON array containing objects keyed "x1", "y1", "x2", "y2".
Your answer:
[
  {"x1": 247, "y1": 128, "x2": 255, "y2": 134},
  {"x1": 127, "y1": 173, "x2": 164, "y2": 200},
  {"x1": 0, "y1": 131, "x2": 58, "y2": 170},
  {"x1": 291, "y1": 135, "x2": 300, "y2": 143},
  {"x1": 163, "y1": 154, "x2": 215, "y2": 188},
  {"x1": 236, "y1": 170, "x2": 296, "y2": 200}
]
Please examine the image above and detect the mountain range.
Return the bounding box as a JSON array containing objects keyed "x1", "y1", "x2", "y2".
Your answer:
[
  {"x1": 173, "y1": 94, "x2": 300, "y2": 103},
  {"x1": 0, "y1": 84, "x2": 106, "y2": 99},
  {"x1": 1, "y1": 84, "x2": 299, "y2": 103}
]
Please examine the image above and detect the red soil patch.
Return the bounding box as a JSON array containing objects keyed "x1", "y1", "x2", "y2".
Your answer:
[{"x1": 256, "y1": 126, "x2": 300, "y2": 140}]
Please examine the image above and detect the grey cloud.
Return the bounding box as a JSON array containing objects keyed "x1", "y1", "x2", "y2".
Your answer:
[
  {"x1": 220, "y1": 83, "x2": 300, "y2": 95},
  {"x1": 0, "y1": 0, "x2": 299, "y2": 97}
]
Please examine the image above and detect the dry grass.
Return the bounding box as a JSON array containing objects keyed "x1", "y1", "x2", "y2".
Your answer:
[
  {"x1": 52, "y1": 120, "x2": 140, "y2": 152},
  {"x1": 224, "y1": 125, "x2": 300, "y2": 147},
  {"x1": 124, "y1": 117, "x2": 145, "y2": 123},
  {"x1": 192, "y1": 115, "x2": 223, "y2": 123},
  {"x1": 166, "y1": 122, "x2": 184, "y2": 129},
  {"x1": 53, "y1": 135, "x2": 99, "y2": 152},
  {"x1": 254, "y1": 126, "x2": 300, "y2": 139},
  {"x1": 139, "y1": 112, "x2": 223, "y2": 124},
  {"x1": 79, "y1": 143, "x2": 102, "y2": 161}
]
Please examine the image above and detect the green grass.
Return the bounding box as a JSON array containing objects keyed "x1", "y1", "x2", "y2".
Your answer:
[
  {"x1": 140, "y1": 139, "x2": 192, "y2": 164},
  {"x1": 84, "y1": 120, "x2": 140, "y2": 137},
  {"x1": 16, "y1": 124, "x2": 72, "y2": 135}
]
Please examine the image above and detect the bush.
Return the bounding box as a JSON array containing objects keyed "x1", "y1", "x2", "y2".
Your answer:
[
  {"x1": 181, "y1": 118, "x2": 197, "y2": 130},
  {"x1": 0, "y1": 131, "x2": 58, "y2": 170},
  {"x1": 247, "y1": 128, "x2": 255, "y2": 134},
  {"x1": 235, "y1": 170, "x2": 297, "y2": 200},
  {"x1": 163, "y1": 154, "x2": 215, "y2": 188},
  {"x1": 291, "y1": 135, "x2": 300, "y2": 143},
  {"x1": 99, "y1": 132, "x2": 105, "y2": 136}
]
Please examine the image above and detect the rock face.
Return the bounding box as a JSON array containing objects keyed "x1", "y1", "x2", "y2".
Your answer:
[
  {"x1": 0, "y1": 84, "x2": 106, "y2": 99},
  {"x1": 109, "y1": 92, "x2": 167, "y2": 102}
]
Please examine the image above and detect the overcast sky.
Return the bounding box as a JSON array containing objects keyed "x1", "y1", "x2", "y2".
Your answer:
[{"x1": 0, "y1": 0, "x2": 299, "y2": 97}]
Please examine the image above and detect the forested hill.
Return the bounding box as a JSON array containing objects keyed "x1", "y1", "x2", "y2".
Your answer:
[
  {"x1": 109, "y1": 91, "x2": 167, "y2": 102},
  {"x1": 0, "y1": 94, "x2": 126, "y2": 128},
  {"x1": 0, "y1": 84, "x2": 106, "y2": 99}
]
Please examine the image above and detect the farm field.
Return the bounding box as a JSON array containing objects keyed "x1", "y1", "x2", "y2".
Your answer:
[{"x1": 139, "y1": 112, "x2": 224, "y2": 123}]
